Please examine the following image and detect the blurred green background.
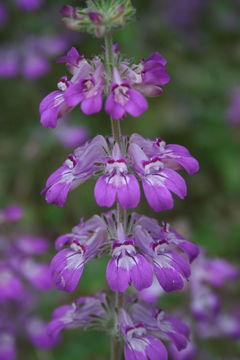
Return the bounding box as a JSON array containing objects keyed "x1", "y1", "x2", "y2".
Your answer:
[{"x1": 1, "y1": 0, "x2": 240, "y2": 358}]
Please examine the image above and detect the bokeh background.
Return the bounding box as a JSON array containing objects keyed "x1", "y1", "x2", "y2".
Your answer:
[{"x1": 1, "y1": 0, "x2": 240, "y2": 359}]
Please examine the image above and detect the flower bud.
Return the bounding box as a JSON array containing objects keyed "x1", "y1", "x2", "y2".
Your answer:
[{"x1": 60, "y1": 0, "x2": 136, "y2": 37}]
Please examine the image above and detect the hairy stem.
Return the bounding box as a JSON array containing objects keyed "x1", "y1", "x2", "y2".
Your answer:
[{"x1": 104, "y1": 29, "x2": 124, "y2": 360}]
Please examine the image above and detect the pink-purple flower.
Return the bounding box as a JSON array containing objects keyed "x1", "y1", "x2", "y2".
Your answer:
[
  {"x1": 50, "y1": 215, "x2": 107, "y2": 292},
  {"x1": 106, "y1": 224, "x2": 152, "y2": 292},
  {"x1": 94, "y1": 142, "x2": 140, "y2": 209},
  {"x1": 119, "y1": 309, "x2": 168, "y2": 360},
  {"x1": 133, "y1": 215, "x2": 198, "y2": 292},
  {"x1": 47, "y1": 292, "x2": 107, "y2": 339},
  {"x1": 105, "y1": 68, "x2": 148, "y2": 120}
]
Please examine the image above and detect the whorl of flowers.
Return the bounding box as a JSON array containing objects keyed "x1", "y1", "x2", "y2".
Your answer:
[{"x1": 38, "y1": 1, "x2": 201, "y2": 359}]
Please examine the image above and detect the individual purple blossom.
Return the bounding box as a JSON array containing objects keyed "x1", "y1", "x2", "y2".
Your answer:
[
  {"x1": 41, "y1": 135, "x2": 107, "y2": 206},
  {"x1": 0, "y1": 266, "x2": 25, "y2": 302},
  {"x1": 0, "y1": 205, "x2": 23, "y2": 224},
  {"x1": 39, "y1": 76, "x2": 73, "y2": 128},
  {"x1": 57, "y1": 47, "x2": 84, "y2": 74},
  {"x1": 64, "y1": 58, "x2": 104, "y2": 115},
  {"x1": 129, "y1": 142, "x2": 187, "y2": 212},
  {"x1": 50, "y1": 215, "x2": 107, "y2": 292},
  {"x1": 131, "y1": 302, "x2": 190, "y2": 351},
  {"x1": 130, "y1": 133, "x2": 199, "y2": 176},
  {"x1": 25, "y1": 317, "x2": 59, "y2": 349},
  {"x1": 0, "y1": 49, "x2": 19, "y2": 78},
  {"x1": 22, "y1": 53, "x2": 49, "y2": 80},
  {"x1": 53, "y1": 121, "x2": 88, "y2": 149},
  {"x1": 189, "y1": 253, "x2": 238, "y2": 320},
  {"x1": 0, "y1": 332, "x2": 16, "y2": 360},
  {"x1": 94, "y1": 142, "x2": 140, "y2": 209},
  {"x1": 106, "y1": 224, "x2": 152, "y2": 292},
  {"x1": 15, "y1": 235, "x2": 48, "y2": 255},
  {"x1": 105, "y1": 67, "x2": 148, "y2": 119},
  {"x1": 119, "y1": 309, "x2": 168, "y2": 360},
  {"x1": 20, "y1": 259, "x2": 52, "y2": 291},
  {"x1": 136, "y1": 216, "x2": 199, "y2": 262},
  {"x1": 14, "y1": 0, "x2": 43, "y2": 11},
  {"x1": 47, "y1": 292, "x2": 107, "y2": 339},
  {"x1": 126, "y1": 52, "x2": 170, "y2": 97},
  {"x1": 134, "y1": 220, "x2": 192, "y2": 292}
]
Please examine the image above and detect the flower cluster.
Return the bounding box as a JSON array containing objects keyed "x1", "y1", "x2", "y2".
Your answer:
[
  {"x1": 38, "y1": 3, "x2": 201, "y2": 359},
  {"x1": 39, "y1": 46, "x2": 170, "y2": 127},
  {"x1": 41, "y1": 133, "x2": 198, "y2": 211},
  {"x1": 0, "y1": 205, "x2": 56, "y2": 360},
  {"x1": 49, "y1": 211, "x2": 198, "y2": 295},
  {"x1": 60, "y1": 0, "x2": 136, "y2": 37}
]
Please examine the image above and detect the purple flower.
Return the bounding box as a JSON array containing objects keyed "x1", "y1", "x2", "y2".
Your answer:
[
  {"x1": 0, "y1": 332, "x2": 16, "y2": 360},
  {"x1": 64, "y1": 58, "x2": 104, "y2": 115},
  {"x1": 41, "y1": 135, "x2": 107, "y2": 206},
  {"x1": 94, "y1": 143, "x2": 140, "y2": 209},
  {"x1": 22, "y1": 53, "x2": 49, "y2": 80},
  {"x1": 0, "y1": 205, "x2": 23, "y2": 224},
  {"x1": 14, "y1": 0, "x2": 43, "y2": 11},
  {"x1": 57, "y1": 47, "x2": 84, "y2": 76},
  {"x1": 39, "y1": 76, "x2": 73, "y2": 128},
  {"x1": 137, "y1": 217, "x2": 199, "y2": 262},
  {"x1": 0, "y1": 49, "x2": 19, "y2": 78},
  {"x1": 26, "y1": 317, "x2": 59, "y2": 349},
  {"x1": 134, "y1": 222, "x2": 192, "y2": 292},
  {"x1": 130, "y1": 133, "x2": 199, "y2": 176},
  {"x1": 20, "y1": 259, "x2": 52, "y2": 291},
  {"x1": 51, "y1": 215, "x2": 107, "y2": 292},
  {"x1": 119, "y1": 309, "x2": 168, "y2": 360},
  {"x1": 53, "y1": 121, "x2": 88, "y2": 149},
  {"x1": 47, "y1": 293, "x2": 107, "y2": 338},
  {"x1": 105, "y1": 68, "x2": 148, "y2": 120},
  {"x1": 128, "y1": 52, "x2": 170, "y2": 97},
  {"x1": 0, "y1": 266, "x2": 25, "y2": 302},
  {"x1": 106, "y1": 224, "x2": 152, "y2": 292},
  {"x1": 129, "y1": 142, "x2": 187, "y2": 212},
  {"x1": 131, "y1": 303, "x2": 190, "y2": 351},
  {"x1": 16, "y1": 235, "x2": 48, "y2": 255}
]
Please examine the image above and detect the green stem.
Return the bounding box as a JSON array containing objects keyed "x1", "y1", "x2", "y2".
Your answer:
[{"x1": 104, "y1": 28, "x2": 124, "y2": 360}]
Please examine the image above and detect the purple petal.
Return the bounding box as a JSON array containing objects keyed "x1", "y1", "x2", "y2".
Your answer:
[
  {"x1": 43, "y1": 182, "x2": 71, "y2": 207},
  {"x1": 106, "y1": 259, "x2": 130, "y2": 292},
  {"x1": 94, "y1": 176, "x2": 117, "y2": 207},
  {"x1": 146, "y1": 336, "x2": 168, "y2": 360},
  {"x1": 105, "y1": 93, "x2": 125, "y2": 120},
  {"x1": 117, "y1": 175, "x2": 141, "y2": 209},
  {"x1": 162, "y1": 169, "x2": 187, "y2": 199},
  {"x1": 130, "y1": 255, "x2": 153, "y2": 291},
  {"x1": 50, "y1": 249, "x2": 84, "y2": 292},
  {"x1": 142, "y1": 179, "x2": 174, "y2": 212},
  {"x1": 81, "y1": 93, "x2": 102, "y2": 115},
  {"x1": 154, "y1": 265, "x2": 184, "y2": 292},
  {"x1": 125, "y1": 89, "x2": 148, "y2": 117}
]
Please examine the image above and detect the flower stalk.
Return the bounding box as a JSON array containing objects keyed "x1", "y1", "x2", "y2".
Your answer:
[{"x1": 104, "y1": 27, "x2": 124, "y2": 360}]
